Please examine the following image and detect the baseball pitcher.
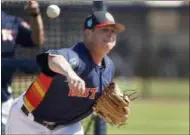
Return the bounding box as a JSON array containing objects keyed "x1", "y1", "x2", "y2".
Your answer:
[{"x1": 5, "y1": 4, "x2": 134, "y2": 135}]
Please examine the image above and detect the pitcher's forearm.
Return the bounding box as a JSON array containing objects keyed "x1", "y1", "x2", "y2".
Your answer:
[{"x1": 48, "y1": 54, "x2": 75, "y2": 77}]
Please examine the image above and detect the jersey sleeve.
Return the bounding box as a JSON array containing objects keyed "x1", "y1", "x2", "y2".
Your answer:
[
  {"x1": 16, "y1": 19, "x2": 36, "y2": 48},
  {"x1": 36, "y1": 48, "x2": 80, "y2": 76}
]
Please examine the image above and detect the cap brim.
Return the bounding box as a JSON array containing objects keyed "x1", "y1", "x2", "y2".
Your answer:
[{"x1": 95, "y1": 23, "x2": 126, "y2": 33}]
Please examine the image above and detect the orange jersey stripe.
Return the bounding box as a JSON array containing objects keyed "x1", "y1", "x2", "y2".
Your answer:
[
  {"x1": 38, "y1": 73, "x2": 52, "y2": 91},
  {"x1": 25, "y1": 85, "x2": 42, "y2": 108},
  {"x1": 24, "y1": 96, "x2": 35, "y2": 112},
  {"x1": 24, "y1": 73, "x2": 53, "y2": 112},
  {"x1": 33, "y1": 81, "x2": 45, "y2": 97},
  {"x1": 35, "y1": 78, "x2": 46, "y2": 93}
]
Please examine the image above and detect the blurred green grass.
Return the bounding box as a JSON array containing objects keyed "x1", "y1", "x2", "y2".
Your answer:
[
  {"x1": 115, "y1": 77, "x2": 189, "y2": 100},
  {"x1": 107, "y1": 100, "x2": 189, "y2": 134},
  {"x1": 82, "y1": 77, "x2": 189, "y2": 134},
  {"x1": 12, "y1": 76, "x2": 189, "y2": 134},
  {"x1": 82, "y1": 100, "x2": 189, "y2": 135}
]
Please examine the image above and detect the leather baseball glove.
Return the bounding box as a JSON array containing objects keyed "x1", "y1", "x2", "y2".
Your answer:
[{"x1": 92, "y1": 82, "x2": 138, "y2": 126}]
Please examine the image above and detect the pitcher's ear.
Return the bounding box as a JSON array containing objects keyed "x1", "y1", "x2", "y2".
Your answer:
[{"x1": 84, "y1": 29, "x2": 93, "y2": 39}]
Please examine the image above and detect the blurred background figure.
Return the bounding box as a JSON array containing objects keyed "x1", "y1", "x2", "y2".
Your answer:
[
  {"x1": 1, "y1": 0, "x2": 45, "y2": 134},
  {"x1": 157, "y1": 42, "x2": 177, "y2": 77},
  {"x1": 1, "y1": 0, "x2": 189, "y2": 135}
]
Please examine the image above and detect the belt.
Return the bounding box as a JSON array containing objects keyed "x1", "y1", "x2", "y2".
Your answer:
[{"x1": 21, "y1": 105, "x2": 58, "y2": 130}]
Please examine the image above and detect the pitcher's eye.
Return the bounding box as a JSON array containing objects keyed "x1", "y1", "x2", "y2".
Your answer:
[{"x1": 111, "y1": 29, "x2": 116, "y2": 33}]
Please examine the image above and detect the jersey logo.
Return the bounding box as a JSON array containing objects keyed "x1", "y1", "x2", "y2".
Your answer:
[
  {"x1": 69, "y1": 58, "x2": 77, "y2": 69},
  {"x1": 68, "y1": 87, "x2": 98, "y2": 99},
  {"x1": 1, "y1": 29, "x2": 15, "y2": 42}
]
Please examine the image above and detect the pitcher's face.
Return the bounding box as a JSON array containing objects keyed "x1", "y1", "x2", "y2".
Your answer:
[{"x1": 86, "y1": 25, "x2": 117, "y2": 55}]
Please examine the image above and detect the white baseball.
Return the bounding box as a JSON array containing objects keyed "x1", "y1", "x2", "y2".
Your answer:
[{"x1": 46, "y1": 4, "x2": 60, "y2": 19}]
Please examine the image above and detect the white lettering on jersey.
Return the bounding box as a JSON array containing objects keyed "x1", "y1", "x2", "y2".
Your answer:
[{"x1": 1, "y1": 29, "x2": 14, "y2": 42}]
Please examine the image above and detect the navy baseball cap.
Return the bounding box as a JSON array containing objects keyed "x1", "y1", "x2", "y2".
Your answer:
[{"x1": 84, "y1": 11, "x2": 125, "y2": 33}]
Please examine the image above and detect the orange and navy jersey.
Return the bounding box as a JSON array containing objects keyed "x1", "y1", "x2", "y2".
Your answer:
[
  {"x1": 23, "y1": 42, "x2": 115, "y2": 125},
  {"x1": 23, "y1": 73, "x2": 53, "y2": 112}
]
